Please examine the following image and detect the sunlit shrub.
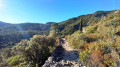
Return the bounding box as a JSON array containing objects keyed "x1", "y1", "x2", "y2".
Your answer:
[
  {"x1": 98, "y1": 39, "x2": 113, "y2": 48},
  {"x1": 90, "y1": 50, "x2": 104, "y2": 66},
  {"x1": 79, "y1": 50, "x2": 88, "y2": 62},
  {"x1": 103, "y1": 54, "x2": 113, "y2": 66},
  {"x1": 7, "y1": 55, "x2": 24, "y2": 66},
  {"x1": 110, "y1": 49, "x2": 120, "y2": 66},
  {"x1": 115, "y1": 36, "x2": 120, "y2": 50},
  {"x1": 19, "y1": 61, "x2": 27, "y2": 67},
  {"x1": 86, "y1": 26, "x2": 97, "y2": 34},
  {"x1": 73, "y1": 40, "x2": 87, "y2": 49},
  {"x1": 108, "y1": 13, "x2": 114, "y2": 19},
  {"x1": 67, "y1": 32, "x2": 95, "y2": 49}
]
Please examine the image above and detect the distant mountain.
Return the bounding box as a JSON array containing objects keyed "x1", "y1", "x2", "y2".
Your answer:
[
  {"x1": 0, "y1": 21, "x2": 11, "y2": 27},
  {"x1": 1, "y1": 23, "x2": 53, "y2": 31},
  {"x1": 0, "y1": 22, "x2": 55, "y2": 48},
  {"x1": 46, "y1": 22, "x2": 55, "y2": 25}
]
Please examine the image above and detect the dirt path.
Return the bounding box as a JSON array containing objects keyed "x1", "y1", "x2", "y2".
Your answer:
[
  {"x1": 61, "y1": 38, "x2": 73, "y2": 51},
  {"x1": 42, "y1": 38, "x2": 85, "y2": 67},
  {"x1": 60, "y1": 38, "x2": 78, "y2": 61}
]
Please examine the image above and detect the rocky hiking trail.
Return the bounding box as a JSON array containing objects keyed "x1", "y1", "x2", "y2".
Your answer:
[{"x1": 42, "y1": 38, "x2": 85, "y2": 67}]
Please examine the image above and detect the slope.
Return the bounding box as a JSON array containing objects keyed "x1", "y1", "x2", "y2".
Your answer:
[
  {"x1": 65, "y1": 10, "x2": 120, "y2": 67},
  {"x1": 49, "y1": 10, "x2": 115, "y2": 37}
]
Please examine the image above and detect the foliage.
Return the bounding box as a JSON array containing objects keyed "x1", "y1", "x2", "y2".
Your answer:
[
  {"x1": 7, "y1": 55, "x2": 24, "y2": 66},
  {"x1": 0, "y1": 35, "x2": 56, "y2": 67},
  {"x1": 65, "y1": 10, "x2": 120, "y2": 67},
  {"x1": 19, "y1": 61, "x2": 27, "y2": 67},
  {"x1": 85, "y1": 25, "x2": 97, "y2": 34},
  {"x1": 11, "y1": 35, "x2": 56, "y2": 67},
  {"x1": 0, "y1": 48, "x2": 12, "y2": 62},
  {"x1": 49, "y1": 10, "x2": 114, "y2": 37},
  {"x1": 0, "y1": 10, "x2": 120, "y2": 67}
]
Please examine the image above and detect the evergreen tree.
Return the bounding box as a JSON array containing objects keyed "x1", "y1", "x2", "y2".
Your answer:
[{"x1": 79, "y1": 18, "x2": 83, "y2": 32}]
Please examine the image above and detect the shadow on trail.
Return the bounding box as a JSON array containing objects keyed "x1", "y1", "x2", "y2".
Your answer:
[
  {"x1": 62, "y1": 50, "x2": 78, "y2": 61},
  {"x1": 51, "y1": 38, "x2": 79, "y2": 62},
  {"x1": 51, "y1": 45, "x2": 65, "y2": 62}
]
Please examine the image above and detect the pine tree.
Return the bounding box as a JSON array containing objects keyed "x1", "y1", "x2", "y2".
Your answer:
[{"x1": 79, "y1": 18, "x2": 83, "y2": 32}]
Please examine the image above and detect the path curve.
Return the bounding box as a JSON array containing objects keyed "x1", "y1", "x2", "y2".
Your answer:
[{"x1": 42, "y1": 38, "x2": 85, "y2": 67}]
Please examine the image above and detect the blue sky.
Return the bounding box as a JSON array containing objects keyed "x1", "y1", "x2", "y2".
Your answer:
[{"x1": 0, "y1": 0, "x2": 120, "y2": 24}]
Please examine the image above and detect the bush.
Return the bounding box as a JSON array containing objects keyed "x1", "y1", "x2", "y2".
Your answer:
[
  {"x1": 69, "y1": 34, "x2": 88, "y2": 49},
  {"x1": 7, "y1": 55, "x2": 23, "y2": 66},
  {"x1": 0, "y1": 48, "x2": 12, "y2": 63},
  {"x1": 86, "y1": 26, "x2": 97, "y2": 34},
  {"x1": 19, "y1": 62, "x2": 27, "y2": 67},
  {"x1": 12, "y1": 35, "x2": 56, "y2": 67},
  {"x1": 79, "y1": 50, "x2": 88, "y2": 62}
]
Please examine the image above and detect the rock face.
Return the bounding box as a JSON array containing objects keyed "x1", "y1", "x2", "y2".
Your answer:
[{"x1": 42, "y1": 38, "x2": 85, "y2": 67}]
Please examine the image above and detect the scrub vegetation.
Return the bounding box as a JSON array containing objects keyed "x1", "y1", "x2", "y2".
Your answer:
[
  {"x1": 0, "y1": 10, "x2": 120, "y2": 67},
  {"x1": 65, "y1": 10, "x2": 120, "y2": 67}
]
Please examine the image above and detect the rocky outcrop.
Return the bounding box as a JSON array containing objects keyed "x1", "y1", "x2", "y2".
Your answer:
[{"x1": 42, "y1": 38, "x2": 85, "y2": 67}]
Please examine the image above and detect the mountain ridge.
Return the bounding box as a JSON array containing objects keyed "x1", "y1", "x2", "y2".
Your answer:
[
  {"x1": 49, "y1": 10, "x2": 116, "y2": 37},
  {"x1": 0, "y1": 10, "x2": 118, "y2": 48}
]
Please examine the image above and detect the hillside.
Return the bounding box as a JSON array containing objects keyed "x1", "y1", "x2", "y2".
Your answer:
[
  {"x1": 0, "y1": 10, "x2": 115, "y2": 48},
  {"x1": 49, "y1": 10, "x2": 115, "y2": 37},
  {"x1": 0, "y1": 21, "x2": 10, "y2": 27},
  {"x1": 47, "y1": 10, "x2": 120, "y2": 67},
  {"x1": 65, "y1": 10, "x2": 120, "y2": 67},
  {"x1": 0, "y1": 10, "x2": 120, "y2": 67},
  {"x1": 0, "y1": 22, "x2": 55, "y2": 48}
]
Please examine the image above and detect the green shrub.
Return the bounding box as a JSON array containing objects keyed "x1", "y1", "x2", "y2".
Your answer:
[
  {"x1": 73, "y1": 40, "x2": 87, "y2": 49},
  {"x1": 12, "y1": 35, "x2": 56, "y2": 67},
  {"x1": 19, "y1": 61, "x2": 27, "y2": 67},
  {"x1": 7, "y1": 55, "x2": 23, "y2": 66},
  {"x1": 86, "y1": 26, "x2": 97, "y2": 34},
  {"x1": 79, "y1": 50, "x2": 88, "y2": 62}
]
